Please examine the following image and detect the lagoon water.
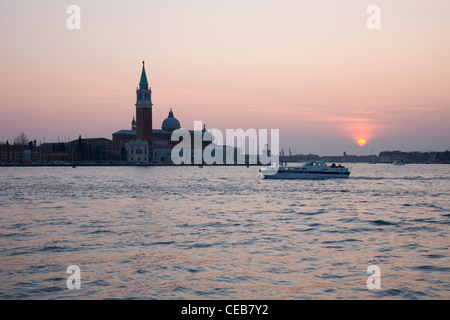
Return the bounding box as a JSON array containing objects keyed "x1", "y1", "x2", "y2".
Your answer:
[{"x1": 0, "y1": 164, "x2": 449, "y2": 299}]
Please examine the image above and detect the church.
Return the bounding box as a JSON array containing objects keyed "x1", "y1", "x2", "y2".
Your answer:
[{"x1": 112, "y1": 62, "x2": 211, "y2": 163}]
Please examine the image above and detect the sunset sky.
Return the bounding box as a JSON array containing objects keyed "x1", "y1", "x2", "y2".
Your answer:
[{"x1": 1, "y1": 0, "x2": 449, "y2": 155}]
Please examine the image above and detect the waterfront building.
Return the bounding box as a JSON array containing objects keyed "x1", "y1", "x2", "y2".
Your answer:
[
  {"x1": 0, "y1": 143, "x2": 40, "y2": 163},
  {"x1": 112, "y1": 61, "x2": 211, "y2": 163},
  {"x1": 125, "y1": 139, "x2": 150, "y2": 164}
]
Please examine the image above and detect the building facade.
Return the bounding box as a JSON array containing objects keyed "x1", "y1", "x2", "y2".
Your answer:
[
  {"x1": 0, "y1": 143, "x2": 40, "y2": 163},
  {"x1": 125, "y1": 139, "x2": 150, "y2": 163}
]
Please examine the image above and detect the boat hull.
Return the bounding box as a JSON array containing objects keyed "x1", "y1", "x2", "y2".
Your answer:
[
  {"x1": 260, "y1": 171, "x2": 350, "y2": 179},
  {"x1": 259, "y1": 161, "x2": 350, "y2": 179}
]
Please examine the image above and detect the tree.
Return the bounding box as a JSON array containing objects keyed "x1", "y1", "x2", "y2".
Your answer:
[{"x1": 14, "y1": 132, "x2": 28, "y2": 145}]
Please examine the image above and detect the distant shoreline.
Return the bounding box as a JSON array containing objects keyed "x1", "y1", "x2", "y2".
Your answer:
[
  {"x1": 0, "y1": 163, "x2": 262, "y2": 167},
  {"x1": 0, "y1": 162, "x2": 448, "y2": 167}
]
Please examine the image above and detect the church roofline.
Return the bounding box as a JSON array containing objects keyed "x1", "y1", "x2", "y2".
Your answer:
[{"x1": 113, "y1": 129, "x2": 136, "y2": 135}]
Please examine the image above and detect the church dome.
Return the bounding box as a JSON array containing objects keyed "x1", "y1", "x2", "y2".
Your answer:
[{"x1": 162, "y1": 108, "x2": 181, "y2": 132}]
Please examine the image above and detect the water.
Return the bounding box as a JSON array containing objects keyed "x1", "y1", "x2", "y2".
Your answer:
[{"x1": 0, "y1": 164, "x2": 449, "y2": 299}]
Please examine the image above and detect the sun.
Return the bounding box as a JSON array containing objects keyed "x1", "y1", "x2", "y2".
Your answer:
[{"x1": 358, "y1": 138, "x2": 366, "y2": 147}]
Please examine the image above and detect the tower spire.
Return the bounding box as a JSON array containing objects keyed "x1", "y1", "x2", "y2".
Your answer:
[
  {"x1": 131, "y1": 115, "x2": 136, "y2": 130},
  {"x1": 139, "y1": 61, "x2": 148, "y2": 89}
]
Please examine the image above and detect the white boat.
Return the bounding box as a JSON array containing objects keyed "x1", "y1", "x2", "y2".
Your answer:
[
  {"x1": 259, "y1": 161, "x2": 350, "y2": 179},
  {"x1": 393, "y1": 158, "x2": 406, "y2": 165}
]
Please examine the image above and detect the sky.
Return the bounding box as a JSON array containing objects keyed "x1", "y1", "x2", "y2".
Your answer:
[{"x1": 0, "y1": 0, "x2": 449, "y2": 156}]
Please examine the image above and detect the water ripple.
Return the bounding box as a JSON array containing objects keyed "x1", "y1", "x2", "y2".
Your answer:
[{"x1": 0, "y1": 164, "x2": 449, "y2": 299}]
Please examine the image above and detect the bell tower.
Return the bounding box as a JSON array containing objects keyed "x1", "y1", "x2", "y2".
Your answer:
[{"x1": 135, "y1": 61, "x2": 153, "y2": 145}]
